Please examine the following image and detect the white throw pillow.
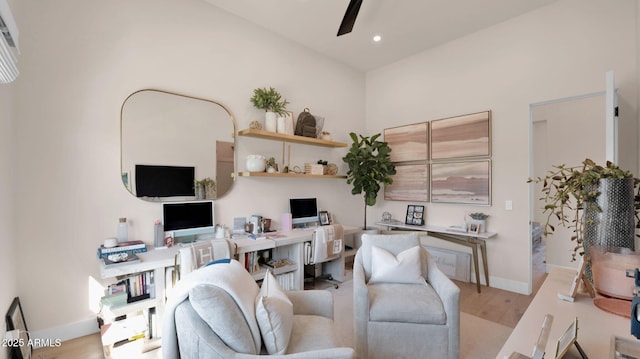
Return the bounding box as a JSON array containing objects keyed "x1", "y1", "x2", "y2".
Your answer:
[
  {"x1": 255, "y1": 270, "x2": 293, "y2": 354},
  {"x1": 369, "y1": 245, "x2": 424, "y2": 284}
]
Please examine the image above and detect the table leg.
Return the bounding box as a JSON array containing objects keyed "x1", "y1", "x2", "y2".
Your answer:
[
  {"x1": 479, "y1": 239, "x2": 489, "y2": 287},
  {"x1": 470, "y1": 242, "x2": 481, "y2": 293}
]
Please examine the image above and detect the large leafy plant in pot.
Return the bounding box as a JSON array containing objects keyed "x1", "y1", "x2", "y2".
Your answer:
[
  {"x1": 343, "y1": 132, "x2": 396, "y2": 229},
  {"x1": 528, "y1": 158, "x2": 640, "y2": 262}
]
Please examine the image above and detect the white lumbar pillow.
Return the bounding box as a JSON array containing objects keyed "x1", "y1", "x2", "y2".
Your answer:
[
  {"x1": 255, "y1": 269, "x2": 293, "y2": 355},
  {"x1": 369, "y1": 245, "x2": 424, "y2": 284}
]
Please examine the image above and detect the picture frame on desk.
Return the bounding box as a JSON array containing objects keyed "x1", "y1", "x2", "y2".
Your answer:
[
  {"x1": 405, "y1": 205, "x2": 425, "y2": 226},
  {"x1": 5, "y1": 297, "x2": 31, "y2": 359},
  {"x1": 318, "y1": 211, "x2": 330, "y2": 225},
  {"x1": 468, "y1": 223, "x2": 480, "y2": 234}
]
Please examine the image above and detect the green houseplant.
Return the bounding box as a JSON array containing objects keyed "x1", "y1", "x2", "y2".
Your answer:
[
  {"x1": 194, "y1": 177, "x2": 216, "y2": 200},
  {"x1": 249, "y1": 87, "x2": 289, "y2": 116},
  {"x1": 528, "y1": 158, "x2": 639, "y2": 260},
  {"x1": 343, "y1": 132, "x2": 396, "y2": 229}
]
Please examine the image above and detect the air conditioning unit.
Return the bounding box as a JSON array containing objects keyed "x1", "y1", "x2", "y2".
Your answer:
[{"x1": 0, "y1": 0, "x2": 19, "y2": 84}]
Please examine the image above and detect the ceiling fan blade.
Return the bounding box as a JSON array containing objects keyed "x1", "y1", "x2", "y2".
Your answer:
[{"x1": 337, "y1": 0, "x2": 363, "y2": 36}]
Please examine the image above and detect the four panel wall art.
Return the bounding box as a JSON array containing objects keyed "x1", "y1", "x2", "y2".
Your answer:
[{"x1": 384, "y1": 110, "x2": 492, "y2": 206}]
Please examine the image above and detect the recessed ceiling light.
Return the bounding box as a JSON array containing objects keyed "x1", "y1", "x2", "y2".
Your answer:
[{"x1": 372, "y1": 34, "x2": 382, "y2": 42}]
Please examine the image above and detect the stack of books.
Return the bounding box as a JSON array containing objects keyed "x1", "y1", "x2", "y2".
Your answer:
[{"x1": 97, "y1": 240, "x2": 147, "y2": 260}]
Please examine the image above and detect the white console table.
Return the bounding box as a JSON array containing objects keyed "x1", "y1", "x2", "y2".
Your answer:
[
  {"x1": 497, "y1": 267, "x2": 636, "y2": 358},
  {"x1": 375, "y1": 221, "x2": 496, "y2": 293}
]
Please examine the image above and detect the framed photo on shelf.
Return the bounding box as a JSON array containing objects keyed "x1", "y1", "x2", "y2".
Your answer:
[
  {"x1": 405, "y1": 205, "x2": 425, "y2": 226},
  {"x1": 5, "y1": 297, "x2": 31, "y2": 359},
  {"x1": 318, "y1": 211, "x2": 330, "y2": 225},
  {"x1": 468, "y1": 223, "x2": 480, "y2": 234}
]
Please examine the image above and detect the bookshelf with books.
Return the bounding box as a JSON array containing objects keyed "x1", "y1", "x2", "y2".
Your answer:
[{"x1": 97, "y1": 246, "x2": 181, "y2": 359}]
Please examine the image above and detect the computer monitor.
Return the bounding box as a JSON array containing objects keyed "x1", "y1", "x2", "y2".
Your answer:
[
  {"x1": 162, "y1": 200, "x2": 215, "y2": 242},
  {"x1": 290, "y1": 198, "x2": 319, "y2": 228}
]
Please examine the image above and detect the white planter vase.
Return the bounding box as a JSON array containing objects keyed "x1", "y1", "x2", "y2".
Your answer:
[
  {"x1": 276, "y1": 116, "x2": 286, "y2": 133},
  {"x1": 265, "y1": 111, "x2": 277, "y2": 132},
  {"x1": 246, "y1": 155, "x2": 266, "y2": 172}
]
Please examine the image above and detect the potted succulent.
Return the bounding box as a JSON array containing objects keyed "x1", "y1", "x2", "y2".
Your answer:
[
  {"x1": 528, "y1": 158, "x2": 639, "y2": 261},
  {"x1": 343, "y1": 132, "x2": 396, "y2": 229},
  {"x1": 250, "y1": 87, "x2": 289, "y2": 132},
  {"x1": 266, "y1": 157, "x2": 278, "y2": 173},
  {"x1": 468, "y1": 212, "x2": 489, "y2": 232}
]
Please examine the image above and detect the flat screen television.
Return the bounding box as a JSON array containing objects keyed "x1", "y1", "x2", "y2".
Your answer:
[
  {"x1": 290, "y1": 198, "x2": 318, "y2": 227},
  {"x1": 135, "y1": 164, "x2": 195, "y2": 198},
  {"x1": 163, "y1": 200, "x2": 215, "y2": 242}
]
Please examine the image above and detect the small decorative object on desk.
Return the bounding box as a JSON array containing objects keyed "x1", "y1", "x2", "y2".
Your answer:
[
  {"x1": 104, "y1": 252, "x2": 140, "y2": 266},
  {"x1": 468, "y1": 212, "x2": 489, "y2": 232},
  {"x1": 318, "y1": 211, "x2": 330, "y2": 225},
  {"x1": 405, "y1": 205, "x2": 425, "y2": 226},
  {"x1": 381, "y1": 211, "x2": 392, "y2": 222}
]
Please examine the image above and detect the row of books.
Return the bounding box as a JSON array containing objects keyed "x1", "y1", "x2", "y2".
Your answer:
[
  {"x1": 97, "y1": 240, "x2": 147, "y2": 259},
  {"x1": 108, "y1": 270, "x2": 155, "y2": 304},
  {"x1": 244, "y1": 251, "x2": 263, "y2": 274}
]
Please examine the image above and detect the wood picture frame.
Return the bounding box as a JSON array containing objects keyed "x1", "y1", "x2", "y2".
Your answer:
[
  {"x1": 318, "y1": 211, "x2": 330, "y2": 225},
  {"x1": 5, "y1": 297, "x2": 31, "y2": 359},
  {"x1": 431, "y1": 160, "x2": 491, "y2": 205},
  {"x1": 384, "y1": 164, "x2": 429, "y2": 202},
  {"x1": 431, "y1": 111, "x2": 491, "y2": 160},
  {"x1": 405, "y1": 205, "x2": 425, "y2": 226},
  {"x1": 384, "y1": 123, "x2": 429, "y2": 162}
]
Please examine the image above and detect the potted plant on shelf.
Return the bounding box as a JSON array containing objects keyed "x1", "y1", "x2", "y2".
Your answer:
[
  {"x1": 194, "y1": 178, "x2": 216, "y2": 200},
  {"x1": 528, "y1": 158, "x2": 639, "y2": 265},
  {"x1": 249, "y1": 87, "x2": 289, "y2": 132},
  {"x1": 343, "y1": 132, "x2": 396, "y2": 230}
]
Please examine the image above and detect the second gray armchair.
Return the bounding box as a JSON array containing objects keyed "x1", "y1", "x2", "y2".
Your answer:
[{"x1": 353, "y1": 232, "x2": 460, "y2": 359}]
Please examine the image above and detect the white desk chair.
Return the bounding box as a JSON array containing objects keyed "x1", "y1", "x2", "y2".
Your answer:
[
  {"x1": 304, "y1": 224, "x2": 345, "y2": 288},
  {"x1": 169, "y1": 238, "x2": 234, "y2": 287}
]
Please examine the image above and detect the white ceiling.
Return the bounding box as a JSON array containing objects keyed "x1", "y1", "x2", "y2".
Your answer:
[{"x1": 203, "y1": 0, "x2": 558, "y2": 72}]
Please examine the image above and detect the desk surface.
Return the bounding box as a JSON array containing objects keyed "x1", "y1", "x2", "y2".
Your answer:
[
  {"x1": 497, "y1": 267, "x2": 635, "y2": 358},
  {"x1": 375, "y1": 221, "x2": 497, "y2": 239},
  {"x1": 100, "y1": 226, "x2": 359, "y2": 278}
]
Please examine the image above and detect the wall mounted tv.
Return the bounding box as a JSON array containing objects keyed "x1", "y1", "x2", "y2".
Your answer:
[{"x1": 135, "y1": 164, "x2": 195, "y2": 198}]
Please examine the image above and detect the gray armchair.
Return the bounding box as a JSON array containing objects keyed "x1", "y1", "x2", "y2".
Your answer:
[
  {"x1": 353, "y1": 233, "x2": 460, "y2": 359},
  {"x1": 163, "y1": 259, "x2": 354, "y2": 359}
]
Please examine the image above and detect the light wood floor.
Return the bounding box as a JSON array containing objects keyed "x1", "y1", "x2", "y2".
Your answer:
[{"x1": 34, "y1": 241, "x2": 547, "y2": 358}]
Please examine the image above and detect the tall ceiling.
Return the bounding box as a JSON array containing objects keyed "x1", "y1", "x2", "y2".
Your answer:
[{"x1": 203, "y1": 0, "x2": 558, "y2": 72}]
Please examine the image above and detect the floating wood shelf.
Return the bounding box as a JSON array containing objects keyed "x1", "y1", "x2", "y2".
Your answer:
[
  {"x1": 238, "y1": 171, "x2": 347, "y2": 179},
  {"x1": 238, "y1": 128, "x2": 348, "y2": 148}
]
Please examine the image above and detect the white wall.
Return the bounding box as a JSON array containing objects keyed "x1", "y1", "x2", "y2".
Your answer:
[
  {"x1": 365, "y1": 0, "x2": 638, "y2": 294},
  {"x1": 10, "y1": 0, "x2": 640, "y2": 340},
  {"x1": 0, "y1": 75, "x2": 17, "y2": 359},
  {"x1": 12, "y1": 0, "x2": 365, "y2": 337}
]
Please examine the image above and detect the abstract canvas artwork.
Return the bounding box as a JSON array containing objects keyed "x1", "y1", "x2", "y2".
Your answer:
[
  {"x1": 384, "y1": 123, "x2": 428, "y2": 162},
  {"x1": 431, "y1": 111, "x2": 491, "y2": 160},
  {"x1": 431, "y1": 160, "x2": 491, "y2": 205},
  {"x1": 384, "y1": 164, "x2": 428, "y2": 202}
]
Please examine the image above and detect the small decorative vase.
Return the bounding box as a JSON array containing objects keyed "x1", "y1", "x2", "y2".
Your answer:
[
  {"x1": 265, "y1": 111, "x2": 277, "y2": 132},
  {"x1": 267, "y1": 166, "x2": 277, "y2": 173},
  {"x1": 277, "y1": 116, "x2": 286, "y2": 133},
  {"x1": 195, "y1": 183, "x2": 205, "y2": 200},
  {"x1": 246, "y1": 155, "x2": 266, "y2": 172},
  {"x1": 204, "y1": 184, "x2": 216, "y2": 199}
]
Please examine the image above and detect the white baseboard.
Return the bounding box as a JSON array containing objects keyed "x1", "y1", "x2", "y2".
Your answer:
[{"x1": 30, "y1": 318, "x2": 99, "y2": 348}]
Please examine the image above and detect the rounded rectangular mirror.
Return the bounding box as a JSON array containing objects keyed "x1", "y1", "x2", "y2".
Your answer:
[{"x1": 121, "y1": 89, "x2": 236, "y2": 201}]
